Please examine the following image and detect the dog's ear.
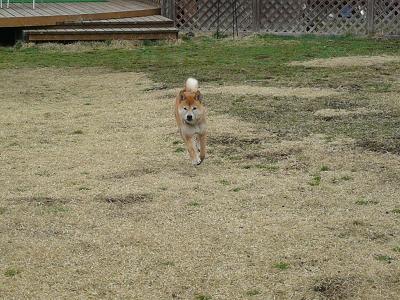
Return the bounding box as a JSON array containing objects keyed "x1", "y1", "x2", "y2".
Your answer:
[
  {"x1": 178, "y1": 90, "x2": 186, "y2": 101},
  {"x1": 195, "y1": 91, "x2": 203, "y2": 102}
]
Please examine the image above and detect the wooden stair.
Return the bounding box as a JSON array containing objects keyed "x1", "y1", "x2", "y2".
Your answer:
[
  {"x1": 23, "y1": 15, "x2": 178, "y2": 42},
  {"x1": 46, "y1": 15, "x2": 174, "y2": 29}
]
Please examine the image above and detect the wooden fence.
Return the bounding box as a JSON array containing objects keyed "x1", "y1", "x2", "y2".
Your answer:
[{"x1": 154, "y1": 0, "x2": 400, "y2": 36}]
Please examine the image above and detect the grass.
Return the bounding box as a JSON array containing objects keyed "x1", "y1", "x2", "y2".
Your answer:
[
  {"x1": 219, "y1": 179, "x2": 230, "y2": 185},
  {"x1": 355, "y1": 199, "x2": 379, "y2": 205},
  {"x1": 273, "y1": 262, "x2": 289, "y2": 270},
  {"x1": 246, "y1": 289, "x2": 261, "y2": 296},
  {"x1": 309, "y1": 175, "x2": 321, "y2": 186},
  {"x1": 1, "y1": 36, "x2": 399, "y2": 87},
  {"x1": 4, "y1": 268, "x2": 21, "y2": 278},
  {"x1": 1, "y1": 35, "x2": 400, "y2": 299},
  {"x1": 375, "y1": 255, "x2": 394, "y2": 263},
  {"x1": 320, "y1": 165, "x2": 330, "y2": 171}
]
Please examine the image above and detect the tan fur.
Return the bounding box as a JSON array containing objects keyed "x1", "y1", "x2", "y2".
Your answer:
[{"x1": 175, "y1": 79, "x2": 207, "y2": 165}]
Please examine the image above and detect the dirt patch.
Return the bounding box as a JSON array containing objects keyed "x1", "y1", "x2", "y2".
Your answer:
[
  {"x1": 313, "y1": 276, "x2": 359, "y2": 299},
  {"x1": 314, "y1": 108, "x2": 379, "y2": 119},
  {"x1": 208, "y1": 135, "x2": 263, "y2": 146},
  {"x1": 289, "y1": 55, "x2": 400, "y2": 68},
  {"x1": 357, "y1": 138, "x2": 400, "y2": 155},
  {"x1": 102, "y1": 193, "x2": 153, "y2": 205}
]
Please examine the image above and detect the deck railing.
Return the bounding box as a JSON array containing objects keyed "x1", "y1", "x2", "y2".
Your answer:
[
  {"x1": 0, "y1": 0, "x2": 9, "y2": 9},
  {"x1": 1, "y1": 0, "x2": 36, "y2": 9}
]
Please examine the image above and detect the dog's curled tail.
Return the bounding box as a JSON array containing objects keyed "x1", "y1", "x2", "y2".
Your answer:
[{"x1": 185, "y1": 77, "x2": 199, "y2": 93}]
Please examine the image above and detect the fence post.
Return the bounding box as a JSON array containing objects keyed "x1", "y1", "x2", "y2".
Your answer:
[
  {"x1": 160, "y1": 0, "x2": 165, "y2": 17},
  {"x1": 169, "y1": 0, "x2": 176, "y2": 26},
  {"x1": 252, "y1": 0, "x2": 260, "y2": 32},
  {"x1": 367, "y1": 0, "x2": 376, "y2": 35}
]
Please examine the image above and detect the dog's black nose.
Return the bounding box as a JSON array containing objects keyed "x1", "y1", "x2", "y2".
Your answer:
[{"x1": 187, "y1": 115, "x2": 193, "y2": 121}]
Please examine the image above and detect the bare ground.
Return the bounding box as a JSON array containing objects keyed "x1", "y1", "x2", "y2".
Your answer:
[{"x1": 0, "y1": 67, "x2": 399, "y2": 299}]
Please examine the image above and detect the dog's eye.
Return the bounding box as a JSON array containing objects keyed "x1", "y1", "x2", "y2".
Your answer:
[
  {"x1": 192, "y1": 107, "x2": 197, "y2": 110},
  {"x1": 183, "y1": 107, "x2": 188, "y2": 110}
]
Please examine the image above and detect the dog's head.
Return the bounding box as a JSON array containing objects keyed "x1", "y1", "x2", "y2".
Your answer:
[{"x1": 177, "y1": 90, "x2": 205, "y2": 125}]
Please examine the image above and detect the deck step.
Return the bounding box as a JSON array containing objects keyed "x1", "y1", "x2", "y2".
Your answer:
[
  {"x1": 23, "y1": 27, "x2": 178, "y2": 42},
  {"x1": 51, "y1": 15, "x2": 174, "y2": 29}
]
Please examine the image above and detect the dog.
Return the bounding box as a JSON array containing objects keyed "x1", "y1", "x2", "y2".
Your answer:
[{"x1": 175, "y1": 78, "x2": 207, "y2": 165}]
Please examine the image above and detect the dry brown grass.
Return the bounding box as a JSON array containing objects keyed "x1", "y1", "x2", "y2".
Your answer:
[
  {"x1": 202, "y1": 85, "x2": 342, "y2": 99},
  {"x1": 289, "y1": 55, "x2": 400, "y2": 68},
  {"x1": 1, "y1": 67, "x2": 399, "y2": 299}
]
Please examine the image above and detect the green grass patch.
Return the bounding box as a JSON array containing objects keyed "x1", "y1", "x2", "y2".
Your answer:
[
  {"x1": 255, "y1": 164, "x2": 279, "y2": 171},
  {"x1": 355, "y1": 199, "x2": 379, "y2": 205},
  {"x1": 219, "y1": 179, "x2": 230, "y2": 186},
  {"x1": 78, "y1": 186, "x2": 91, "y2": 191},
  {"x1": 273, "y1": 262, "x2": 289, "y2": 270},
  {"x1": 195, "y1": 295, "x2": 212, "y2": 300},
  {"x1": 341, "y1": 175, "x2": 353, "y2": 181},
  {"x1": 4, "y1": 268, "x2": 21, "y2": 277},
  {"x1": 160, "y1": 261, "x2": 175, "y2": 267},
  {"x1": 175, "y1": 147, "x2": 185, "y2": 153},
  {"x1": 309, "y1": 175, "x2": 321, "y2": 186},
  {"x1": 375, "y1": 255, "x2": 394, "y2": 263},
  {"x1": 246, "y1": 289, "x2": 261, "y2": 296}
]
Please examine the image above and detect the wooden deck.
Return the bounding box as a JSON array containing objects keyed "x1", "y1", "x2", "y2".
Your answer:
[{"x1": 0, "y1": 0, "x2": 160, "y2": 28}]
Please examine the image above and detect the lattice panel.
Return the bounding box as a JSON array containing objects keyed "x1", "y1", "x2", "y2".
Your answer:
[
  {"x1": 160, "y1": 0, "x2": 400, "y2": 37},
  {"x1": 175, "y1": 0, "x2": 253, "y2": 33},
  {"x1": 259, "y1": 0, "x2": 306, "y2": 33},
  {"x1": 303, "y1": 0, "x2": 368, "y2": 35},
  {"x1": 374, "y1": 0, "x2": 400, "y2": 35}
]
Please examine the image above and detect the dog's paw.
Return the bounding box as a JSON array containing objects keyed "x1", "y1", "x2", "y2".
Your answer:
[{"x1": 192, "y1": 158, "x2": 202, "y2": 166}]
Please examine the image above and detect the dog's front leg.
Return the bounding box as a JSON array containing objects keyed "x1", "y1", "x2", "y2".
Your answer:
[
  {"x1": 183, "y1": 135, "x2": 201, "y2": 165},
  {"x1": 199, "y1": 133, "x2": 207, "y2": 163}
]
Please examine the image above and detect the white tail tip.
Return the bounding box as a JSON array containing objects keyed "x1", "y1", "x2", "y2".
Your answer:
[{"x1": 185, "y1": 77, "x2": 199, "y2": 92}]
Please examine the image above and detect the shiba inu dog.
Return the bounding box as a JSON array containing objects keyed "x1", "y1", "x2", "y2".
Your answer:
[{"x1": 175, "y1": 78, "x2": 207, "y2": 165}]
